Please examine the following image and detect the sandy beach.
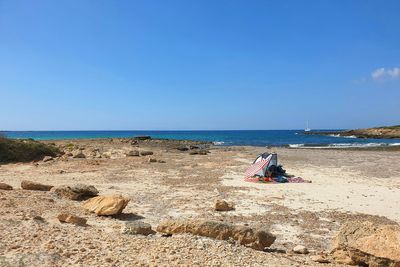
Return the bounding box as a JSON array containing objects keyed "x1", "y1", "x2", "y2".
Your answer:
[{"x1": 0, "y1": 138, "x2": 399, "y2": 266}]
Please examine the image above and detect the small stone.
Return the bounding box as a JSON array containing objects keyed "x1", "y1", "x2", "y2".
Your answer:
[
  {"x1": 21, "y1": 180, "x2": 53, "y2": 191},
  {"x1": 140, "y1": 151, "x2": 154, "y2": 156},
  {"x1": 158, "y1": 160, "x2": 166, "y2": 163},
  {"x1": 148, "y1": 158, "x2": 157, "y2": 163},
  {"x1": 189, "y1": 149, "x2": 209, "y2": 155},
  {"x1": 122, "y1": 221, "x2": 156, "y2": 236},
  {"x1": 0, "y1": 182, "x2": 13, "y2": 190},
  {"x1": 293, "y1": 245, "x2": 309, "y2": 254},
  {"x1": 214, "y1": 199, "x2": 235, "y2": 211},
  {"x1": 58, "y1": 213, "x2": 87, "y2": 226},
  {"x1": 126, "y1": 150, "x2": 140, "y2": 157},
  {"x1": 73, "y1": 152, "x2": 86, "y2": 158},
  {"x1": 310, "y1": 255, "x2": 330, "y2": 263},
  {"x1": 42, "y1": 156, "x2": 53, "y2": 162}
]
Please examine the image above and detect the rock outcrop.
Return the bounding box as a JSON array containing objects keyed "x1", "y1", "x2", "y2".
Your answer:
[
  {"x1": 331, "y1": 221, "x2": 400, "y2": 266},
  {"x1": 21, "y1": 180, "x2": 53, "y2": 191},
  {"x1": 305, "y1": 125, "x2": 400, "y2": 139},
  {"x1": 57, "y1": 213, "x2": 87, "y2": 226},
  {"x1": 51, "y1": 184, "x2": 99, "y2": 200},
  {"x1": 122, "y1": 221, "x2": 156, "y2": 236},
  {"x1": 214, "y1": 199, "x2": 235, "y2": 211},
  {"x1": 156, "y1": 219, "x2": 275, "y2": 251},
  {"x1": 83, "y1": 195, "x2": 129, "y2": 215},
  {"x1": 0, "y1": 182, "x2": 13, "y2": 190}
]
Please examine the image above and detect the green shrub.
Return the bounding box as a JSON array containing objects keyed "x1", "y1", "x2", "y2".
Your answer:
[{"x1": 0, "y1": 136, "x2": 61, "y2": 163}]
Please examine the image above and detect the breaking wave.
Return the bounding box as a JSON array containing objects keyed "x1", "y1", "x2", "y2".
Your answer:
[
  {"x1": 288, "y1": 143, "x2": 400, "y2": 149},
  {"x1": 328, "y1": 134, "x2": 357, "y2": 138},
  {"x1": 213, "y1": 141, "x2": 225, "y2": 145}
]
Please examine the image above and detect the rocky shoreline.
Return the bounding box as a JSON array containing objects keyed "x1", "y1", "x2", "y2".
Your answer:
[
  {"x1": 1, "y1": 137, "x2": 399, "y2": 266},
  {"x1": 305, "y1": 125, "x2": 400, "y2": 139}
]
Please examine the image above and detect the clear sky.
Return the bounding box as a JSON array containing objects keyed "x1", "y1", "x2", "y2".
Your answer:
[{"x1": 1, "y1": 0, "x2": 399, "y2": 130}]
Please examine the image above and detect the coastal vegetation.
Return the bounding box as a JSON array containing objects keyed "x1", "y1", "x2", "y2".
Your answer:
[{"x1": 0, "y1": 135, "x2": 61, "y2": 163}]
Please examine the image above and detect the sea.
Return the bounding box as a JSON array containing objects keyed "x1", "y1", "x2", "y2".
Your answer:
[{"x1": 2, "y1": 130, "x2": 400, "y2": 148}]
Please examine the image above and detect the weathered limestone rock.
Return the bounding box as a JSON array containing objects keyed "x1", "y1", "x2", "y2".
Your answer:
[
  {"x1": 310, "y1": 255, "x2": 330, "y2": 263},
  {"x1": 140, "y1": 151, "x2": 153, "y2": 156},
  {"x1": 156, "y1": 219, "x2": 275, "y2": 250},
  {"x1": 51, "y1": 184, "x2": 99, "y2": 200},
  {"x1": 58, "y1": 213, "x2": 87, "y2": 226},
  {"x1": 214, "y1": 199, "x2": 235, "y2": 211},
  {"x1": 122, "y1": 221, "x2": 156, "y2": 236},
  {"x1": 331, "y1": 221, "x2": 400, "y2": 266},
  {"x1": 83, "y1": 195, "x2": 129, "y2": 215},
  {"x1": 42, "y1": 156, "x2": 53, "y2": 162},
  {"x1": 21, "y1": 180, "x2": 53, "y2": 191},
  {"x1": 293, "y1": 245, "x2": 309, "y2": 254},
  {"x1": 0, "y1": 182, "x2": 13, "y2": 190},
  {"x1": 73, "y1": 152, "x2": 86, "y2": 158},
  {"x1": 126, "y1": 150, "x2": 139, "y2": 157},
  {"x1": 148, "y1": 158, "x2": 157, "y2": 163}
]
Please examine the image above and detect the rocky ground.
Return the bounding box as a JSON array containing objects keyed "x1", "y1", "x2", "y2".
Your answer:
[{"x1": 0, "y1": 138, "x2": 399, "y2": 266}]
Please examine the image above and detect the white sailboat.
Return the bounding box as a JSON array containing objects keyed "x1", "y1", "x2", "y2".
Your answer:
[{"x1": 304, "y1": 121, "x2": 311, "y2": 132}]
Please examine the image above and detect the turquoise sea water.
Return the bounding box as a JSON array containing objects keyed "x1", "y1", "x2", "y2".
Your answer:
[{"x1": 2, "y1": 130, "x2": 400, "y2": 148}]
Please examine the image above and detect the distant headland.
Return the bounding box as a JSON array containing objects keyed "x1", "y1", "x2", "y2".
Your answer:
[{"x1": 305, "y1": 125, "x2": 400, "y2": 139}]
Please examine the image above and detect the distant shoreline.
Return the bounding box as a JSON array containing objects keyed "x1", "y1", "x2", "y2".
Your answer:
[{"x1": 305, "y1": 125, "x2": 400, "y2": 139}]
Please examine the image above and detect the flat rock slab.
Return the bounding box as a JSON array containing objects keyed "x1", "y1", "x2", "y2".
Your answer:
[{"x1": 156, "y1": 219, "x2": 275, "y2": 251}]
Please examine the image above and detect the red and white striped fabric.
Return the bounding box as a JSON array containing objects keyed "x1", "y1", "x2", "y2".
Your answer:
[{"x1": 244, "y1": 154, "x2": 272, "y2": 179}]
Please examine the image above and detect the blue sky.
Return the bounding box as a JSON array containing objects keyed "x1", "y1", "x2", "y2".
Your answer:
[{"x1": 1, "y1": 0, "x2": 399, "y2": 130}]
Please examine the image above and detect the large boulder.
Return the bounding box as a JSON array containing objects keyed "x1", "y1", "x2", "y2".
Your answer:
[
  {"x1": 21, "y1": 180, "x2": 53, "y2": 191},
  {"x1": 82, "y1": 195, "x2": 129, "y2": 216},
  {"x1": 51, "y1": 184, "x2": 99, "y2": 200},
  {"x1": 331, "y1": 221, "x2": 400, "y2": 266},
  {"x1": 122, "y1": 221, "x2": 156, "y2": 236},
  {"x1": 156, "y1": 219, "x2": 275, "y2": 251},
  {"x1": 0, "y1": 182, "x2": 13, "y2": 190},
  {"x1": 214, "y1": 199, "x2": 235, "y2": 211}
]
